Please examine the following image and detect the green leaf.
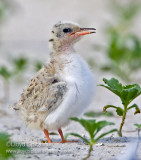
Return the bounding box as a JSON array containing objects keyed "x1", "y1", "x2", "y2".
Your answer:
[
  {"x1": 121, "y1": 84, "x2": 141, "y2": 106},
  {"x1": 84, "y1": 111, "x2": 114, "y2": 117},
  {"x1": 87, "y1": 59, "x2": 95, "y2": 68},
  {"x1": 95, "y1": 129, "x2": 118, "y2": 142},
  {"x1": 95, "y1": 121, "x2": 115, "y2": 136},
  {"x1": 134, "y1": 124, "x2": 141, "y2": 129},
  {"x1": 0, "y1": 66, "x2": 11, "y2": 81},
  {"x1": 99, "y1": 78, "x2": 123, "y2": 97},
  {"x1": 12, "y1": 57, "x2": 28, "y2": 74},
  {"x1": 70, "y1": 117, "x2": 96, "y2": 139},
  {"x1": 128, "y1": 104, "x2": 140, "y2": 115},
  {"x1": 34, "y1": 60, "x2": 43, "y2": 72},
  {"x1": 103, "y1": 78, "x2": 123, "y2": 92},
  {"x1": 0, "y1": 132, "x2": 11, "y2": 159},
  {"x1": 99, "y1": 78, "x2": 141, "y2": 107},
  {"x1": 103, "y1": 105, "x2": 123, "y2": 116},
  {"x1": 64, "y1": 133, "x2": 89, "y2": 144},
  {"x1": 0, "y1": 132, "x2": 30, "y2": 159},
  {"x1": 70, "y1": 118, "x2": 116, "y2": 142},
  {"x1": 103, "y1": 105, "x2": 119, "y2": 112},
  {"x1": 116, "y1": 107, "x2": 124, "y2": 116}
]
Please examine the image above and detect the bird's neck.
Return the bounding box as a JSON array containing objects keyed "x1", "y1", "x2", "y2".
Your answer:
[
  {"x1": 49, "y1": 40, "x2": 75, "y2": 56},
  {"x1": 50, "y1": 43, "x2": 75, "y2": 65}
]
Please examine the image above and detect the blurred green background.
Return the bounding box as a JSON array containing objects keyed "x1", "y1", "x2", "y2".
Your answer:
[{"x1": 0, "y1": 0, "x2": 141, "y2": 102}]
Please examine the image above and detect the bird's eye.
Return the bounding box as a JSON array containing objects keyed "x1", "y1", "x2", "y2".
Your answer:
[{"x1": 63, "y1": 28, "x2": 72, "y2": 33}]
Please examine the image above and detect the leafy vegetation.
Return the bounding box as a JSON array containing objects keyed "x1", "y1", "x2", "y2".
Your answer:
[
  {"x1": 134, "y1": 123, "x2": 141, "y2": 138},
  {"x1": 0, "y1": 66, "x2": 11, "y2": 82},
  {"x1": 0, "y1": 56, "x2": 29, "y2": 101},
  {"x1": 134, "y1": 124, "x2": 141, "y2": 129},
  {"x1": 34, "y1": 60, "x2": 43, "y2": 72},
  {"x1": 0, "y1": 0, "x2": 13, "y2": 23},
  {"x1": 84, "y1": 111, "x2": 114, "y2": 117},
  {"x1": 12, "y1": 57, "x2": 28, "y2": 76},
  {"x1": 93, "y1": 0, "x2": 141, "y2": 82},
  {"x1": 0, "y1": 132, "x2": 30, "y2": 160},
  {"x1": 65, "y1": 117, "x2": 117, "y2": 159},
  {"x1": 0, "y1": 56, "x2": 43, "y2": 102},
  {"x1": 87, "y1": 58, "x2": 96, "y2": 69},
  {"x1": 99, "y1": 78, "x2": 141, "y2": 137},
  {"x1": 103, "y1": 33, "x2": 141, "y2": 82},
  {"x1": 0, "y1": 66, "x2": 12, "y2": 101}
]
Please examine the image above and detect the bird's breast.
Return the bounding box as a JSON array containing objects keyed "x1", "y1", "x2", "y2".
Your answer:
[{"x1": 61, "y1": 54, "x2": 95, "y2": 103}]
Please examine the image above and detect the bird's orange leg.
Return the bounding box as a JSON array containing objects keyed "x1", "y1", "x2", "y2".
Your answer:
[
  {"x1": 58, "y1": 128, "x2": 78, "y2": 143},
  {"x1": 43, "y1": 129, "x2": 52, "y2": 143}
]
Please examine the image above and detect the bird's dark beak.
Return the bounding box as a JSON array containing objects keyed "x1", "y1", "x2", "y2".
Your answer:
[{"x1": 69, "y1": 28, "x2": 96, "y2": 36}]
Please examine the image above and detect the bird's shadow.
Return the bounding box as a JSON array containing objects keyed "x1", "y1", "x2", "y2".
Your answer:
[
  {"x1": 98, "y1": 136, "x2": 140, "y2": 144},
  {"x1": 40, "y1": 136, "x2": 140, "y2": 145}
]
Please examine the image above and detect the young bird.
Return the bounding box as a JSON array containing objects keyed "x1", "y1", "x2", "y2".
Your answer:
[{"x1": 14, "y1": 21, "x2": 96, "y2": 143}]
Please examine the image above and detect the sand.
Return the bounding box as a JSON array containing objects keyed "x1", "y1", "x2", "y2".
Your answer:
[
  {"x1": 0, "y1": 72, "x2": 141, "y2": 160},
  {"x1": 0, "y1": 0, "x2": 141, "y2": 159}
]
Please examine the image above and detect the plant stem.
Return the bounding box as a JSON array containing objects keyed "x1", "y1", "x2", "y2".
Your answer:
[
  {"x1": 83, "y1": 145, "x2": 93, "y2": 160},
  {"x1": 138, "y1": 129, "x2": 141, "y2": 139},
  {"x1": 119, "y1": 111, "x2": 127, "y2": 137}
]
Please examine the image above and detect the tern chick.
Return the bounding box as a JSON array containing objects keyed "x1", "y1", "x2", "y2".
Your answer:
[{"x1": 14, "y1": 21, "x2": 96, "y2": 143}]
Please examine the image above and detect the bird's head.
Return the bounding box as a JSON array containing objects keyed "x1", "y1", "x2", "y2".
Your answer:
[{"x1": 49, "y1": 21, "x2": 96, "y2": 53}]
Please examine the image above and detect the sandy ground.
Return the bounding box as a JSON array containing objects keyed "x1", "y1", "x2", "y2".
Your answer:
[
  {"x1": 0, "y1": 72, "x2": 141, "y2": 160},
  {"x1": 0, "y1": 0, "x2": 141, "y2": 160}
]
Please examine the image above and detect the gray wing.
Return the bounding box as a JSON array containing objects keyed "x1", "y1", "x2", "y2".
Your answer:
[{"x1": 15, "y1": 67, "x2": 68, "y2": 114}]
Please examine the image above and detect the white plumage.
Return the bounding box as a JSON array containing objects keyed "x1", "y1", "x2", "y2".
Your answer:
[
  {"x1": 14, "y1": 21, "x2": 96, "y2": 143},
  {"x1": 45, "y1": 53, "x2": 95, "y2": 130}
]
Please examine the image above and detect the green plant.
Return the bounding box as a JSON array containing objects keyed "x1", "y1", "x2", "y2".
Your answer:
[
  {"x1": 104, "y1": 33, "x2": 141, "y2": 81},
  {"x1": 108, "y1": 0, "x2": 141, "y2": 25},
  {"x1": 0, "y1": 57, "x2": 28, "y2": 101},
  {"x1": 34, "y1": 60, "x2": 43, "y2": 72},
  {"x1": 65, "y1": 117, "x2": 117, "y2": 159},
  {"x1": 94, "y1": 0, "x2": 141, "y2": 82},
  {"x1": 0, "y1": 56, "x2": 42, "y2": 101},
  {"x1": 99, "y1": 78, "x2": 141, "y2": 137},
  {"x1": 0, "y1": 0, "x2": 12, "y2": 23},
  {"x1": 84, "y1": 111, "x2": 114, "y2": 117},
  {"x1": 0, "y1": 66, "x2": 11, "y2": 82},
  {"x1": 0, "y1": 66, "x2": 11, "y2": 101},
  {"x1": 87, "y1": 58, "x2": 96, "y2": 69},
  {"x1": 134, "y1": 123, "x2": 141, "y2": 138},
  {"x1": 0, "y1": 132, "x2": 30, "y2": 160},
  {"x1": 12, "y1": 57, "x2": 28, "y2": 75}
]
